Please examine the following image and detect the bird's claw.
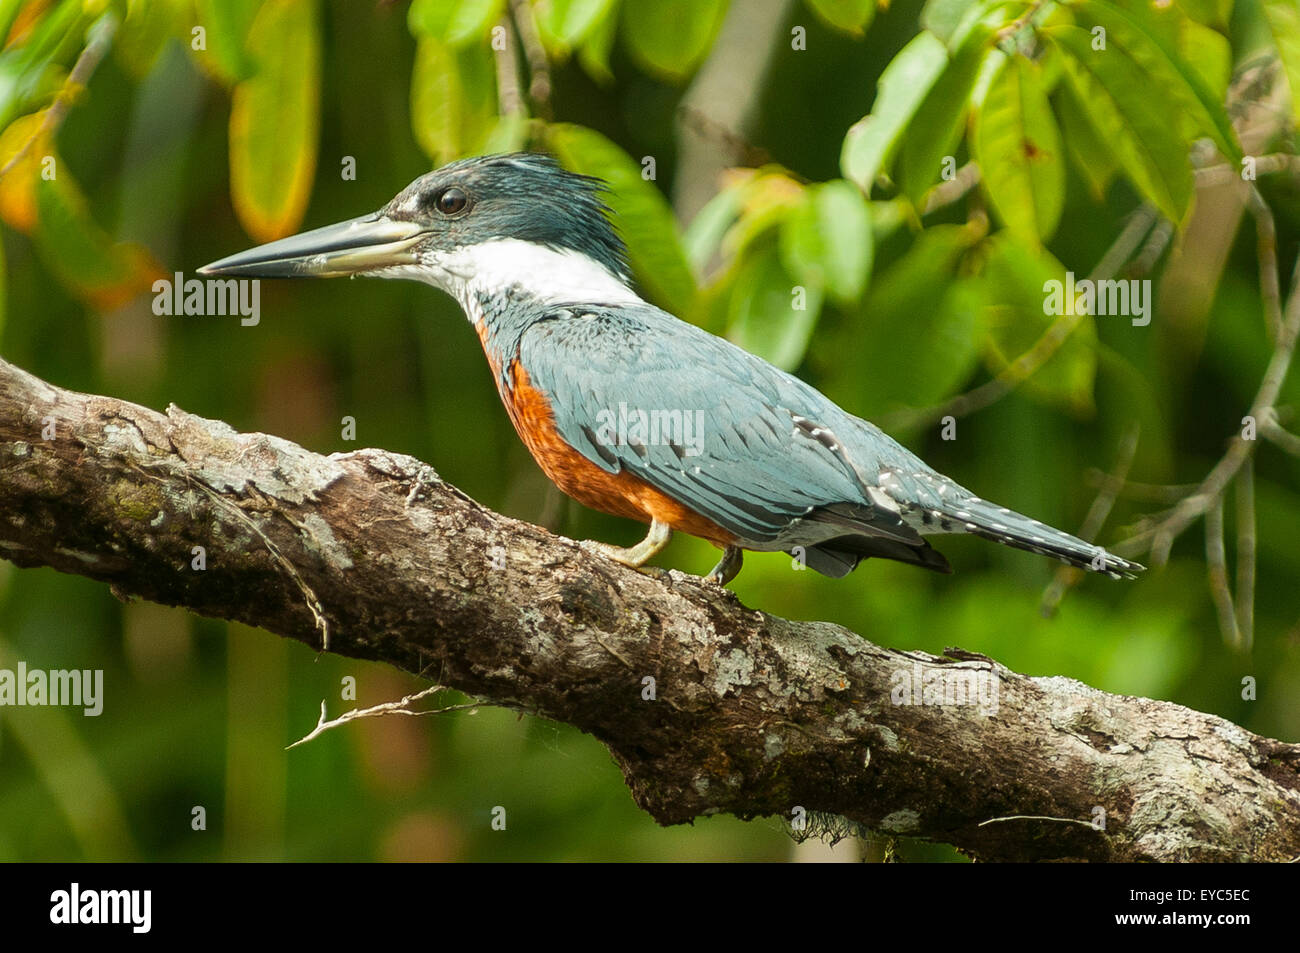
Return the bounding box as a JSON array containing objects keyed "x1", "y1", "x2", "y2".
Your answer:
[{"x1": 579, "y1": 539, "x2": 665, "y2": 579}]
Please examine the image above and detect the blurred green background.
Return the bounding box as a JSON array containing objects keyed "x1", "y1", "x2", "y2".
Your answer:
[{"x1": 0, "y1": 0, "x2": 1298, "y2": 861}]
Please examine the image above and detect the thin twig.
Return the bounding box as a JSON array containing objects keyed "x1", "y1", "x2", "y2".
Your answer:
[
  {"x1": 1205, "y1": 496, "x2": 1240, "y2": 647},
  {"x1": 507, "y1": 0, "x2": 551, "y2": 119},
  {"x1": 1262, "y1": 416, "x2": 1300, "y2": 455},
  {"x1": 1247, "y1": 186, "x2": 1283, "y2": 342},
  {"x1": 920, "y1": 162, "x2": 981, "y2": 214},
  {"x1": 287, "y1": 685, "x2": 485, "y2": 749},
  {"x1": 1129, "y1": 219, "x2": 1174, "y2": 278},
  {"x1": 978, "y1": 814, "x2": 1099, "y2": 830},
  {"x1": 1092, "y1": 204, "x2": 1160, "y2": 281},
  {"x1": 1123, "y1": 247, "x2": 1300, "y2": 563},
  {"x1": 1195, "y1": 152, "x2": 1300, "y2": 188},
  {"x1": 494, "y1": 16, "x2": 525, "y2": 118},
  {"x1": 1083, "y1": 472, "x2": 1200, "y2": 504},
  {"x1": 1235, "y1": 456, "x2": 1255, "y2": 653}
]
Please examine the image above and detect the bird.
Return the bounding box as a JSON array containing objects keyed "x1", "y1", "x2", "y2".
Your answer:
[{"x1": 200, "y1": 152, "x2": 1144, "y2": 586}]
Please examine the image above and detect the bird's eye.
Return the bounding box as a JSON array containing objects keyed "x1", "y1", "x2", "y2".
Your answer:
[{"x1": 435, "y1": 187, "x2": 469, "y2": 216}]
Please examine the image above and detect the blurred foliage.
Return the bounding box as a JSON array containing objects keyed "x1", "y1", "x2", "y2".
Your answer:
[{"x1": 0, "y1": 0, "x2": 1298, "y2": 862}]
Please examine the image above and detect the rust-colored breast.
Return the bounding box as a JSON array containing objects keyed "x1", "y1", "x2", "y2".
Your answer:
[{"x1": 489, "y1": 352, "x2": 736, "y2": 547}]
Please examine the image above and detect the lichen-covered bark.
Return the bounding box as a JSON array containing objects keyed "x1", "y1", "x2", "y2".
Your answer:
[{"x1": 1, "y1": 356, "x2": 1297, "y2": 861}]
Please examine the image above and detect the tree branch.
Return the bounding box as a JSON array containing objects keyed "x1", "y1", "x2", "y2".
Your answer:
[{"x1": 1, "y1": 356, "x2": 1297, "y2": 861}]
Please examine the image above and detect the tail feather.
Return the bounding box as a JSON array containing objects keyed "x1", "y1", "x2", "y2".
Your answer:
[{"x1": 935, "y1": 497, "x2": 1144, "y2": 579}]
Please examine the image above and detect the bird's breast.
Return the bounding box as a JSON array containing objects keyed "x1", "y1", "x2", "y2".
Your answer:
[{"x1": 484, "y1": 347, "x2": 735, "y2": 546}]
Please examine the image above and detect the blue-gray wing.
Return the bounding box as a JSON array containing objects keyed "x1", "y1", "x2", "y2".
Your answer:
[{"x1": 515, "y1": 303, "x2": 928, "y2": 547}]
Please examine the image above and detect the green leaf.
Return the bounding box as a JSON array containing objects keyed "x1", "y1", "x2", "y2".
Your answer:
[
  {"x1": 971, "y1": 51, "x2": 1064, "y2": 243},
  {"x1": 621, "y1": 0, "x2": 728, "y2": 82},
  {"x1": 229, "y1": 0, "x2": 321, "y2": 242},
  {"x1": 577, "y1": 0, "x2": 620, "y2": 83},
  {"x1": 898, "y1": 22, "x2": 993, "y2": 205},
  {"x1": 719, "y1": 173, "x2": 803, "y2": 260},
  {"x1": 682, "y1": 178, "x2": 747, "y2": 273},
  {"x1": 537, "y1": 0, "x2": 618, "y2": 51},
  {"x1": 409, "y1": 37, "x2": 499, "y2": 165},
  {"x1": 805, "y1": 0, "x2": 874, "y2": 34},
  {"x1": 850, "y1": 223, "x2": 983, "y2": 413},
  {"x1": 1048, "y1": 24, "x2": 1193, "y2": 223},
  {"x1": 921, "y1": 0, "x2": 1008, "y2": 46},
  {"x1": 1180, "y1": 0, "x2": 1233, "y2": 30},
  {"x1": 547, "y1": 123, "x2": 697, "y2": 315},
  {"x1": 193, "y1": 0, "x2": 260, "y2": 85},
  {"x1": 726, "y1": 241, "x2": 822, "y2": 371},
  {"x1": 840, "y1": 31, "x2": 949, "y2": 193},
  {"x1": 480, "y1": 112, "x2": 529, "y2": 154},
  {"x1": 1052, "y1": 80, "x2": 1118, "y2": 201},
  {"x1": 1071, "y1": 0, "x2": 1241, "y2": 160},
  {"x1": 1263, "y1": 0, "x2": 1300, "y2": 125},
  {"x1": 921, "y1": 0, "x2": 974, "y2": 43},
  {"x1": 979, "y1": 234, "x2": 1097, "y2": 416},
  {"x1": 116, "y1": 0, "x2": 184, "y2": 79},
  {"x1": 1178, "y1": 19, "x2": 1230, "y2": 103},
  {"x1": 779, "y1": 179, "x2": 872, "y2": 305},
  {"x1": 408, "y1": 0, "x2": 504, "y2": 47}
]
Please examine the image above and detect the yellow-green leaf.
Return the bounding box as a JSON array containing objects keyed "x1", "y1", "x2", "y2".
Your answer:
[
  {"x1": 547, "y1": 123, "x2": 696, "y2": 315},
  {"x1": 116, "y1": 0, "x2": 185, "y2": 79},
  {"x1": 779, "y1": 179, "x2": 872, "y2": 305},
  {"x1": 577, "y1": 0, "x2": 620, "y2": 83},
  {"x1": 229, "y1": 0, "x2": 321, "y2": 242},
  {"x1": 409, "y1": 37, "x2": 499, "y2": 165},
  {"x1": 682, "y1": 175, "x2": 748, "y2": 273},
  {"x1": 980, "y1": 234, "x2": 1097, "y2": 417},
  {"x1": 726, "y1": 240, "x2": 822, "y2": 371},
  {"x1": 621, "y1": 0, "x2": 728, "y2": 82},
  {"x1": 840, "y1": 31, "x2": 948, "y2": 193},
  {"x1": 192, "y1": 0, "x2": 261, "y2": 85},
  {"x1": 806, "y1": 0, "x2": 874, "y2": 34},
  {"x1": 408, "y1": 0, "x2": 504, "y2": 47},
  {"x1": 536, "y1": 0, "x2": 617, "y2": 51},
  {"x1": 1178, "y1": 19, "x2": 1230, "y2": 103},
  {"x1": 1071, "y1": 0, "x2": 1241, "y2": 160},
  {"x1": 1052, "y1": 80, "x2": 1118, "y2": 201},
  {"x1": 1263, "y1": 0, "x2": 1300, "y2": 125},
  {"x1": 972, "y1": 52, "x2": 1064, "y2": 244},
  {"x1": 899, "y1": 22, "x2": 994, "y2": 204},
  {"x1": 849, "y1": 223, "x2": 983, "y2": 415},
  {"x1": 1049, "y1": 24, "x2": 1193, "y2": 224}
]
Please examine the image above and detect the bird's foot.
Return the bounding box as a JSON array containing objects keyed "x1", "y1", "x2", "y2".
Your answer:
[
  {"x1": 579, "y1": 541, "x2": 670, "y2": 580},
  {"x1": 705, "y1": 546, "x2": 743, "y2": 586},
  {"x1": 580, "y1": 520, "x2": 672, "y2": 574}
]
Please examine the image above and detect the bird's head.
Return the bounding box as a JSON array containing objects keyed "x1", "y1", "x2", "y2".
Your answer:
[{"x1": 199, "y1": 153, "x2": 635, "y2": 312}]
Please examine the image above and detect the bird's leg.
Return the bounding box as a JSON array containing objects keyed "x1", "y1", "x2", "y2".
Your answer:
[
  {"x1": 706, "y1": 545, "x2": 743, "y2": 586},
  {"x1": 582, "y1": 519, "x2": 672, "y2": 571}
]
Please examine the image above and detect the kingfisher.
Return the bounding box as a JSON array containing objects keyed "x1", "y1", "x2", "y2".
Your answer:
[{"x1": 200, "y1": 153, "x2": 1143, "y2": 585}]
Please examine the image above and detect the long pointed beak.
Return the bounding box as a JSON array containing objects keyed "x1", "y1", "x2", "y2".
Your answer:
[{"x1": 198, "y1": 213, "x2": 426, "y2": 278}]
